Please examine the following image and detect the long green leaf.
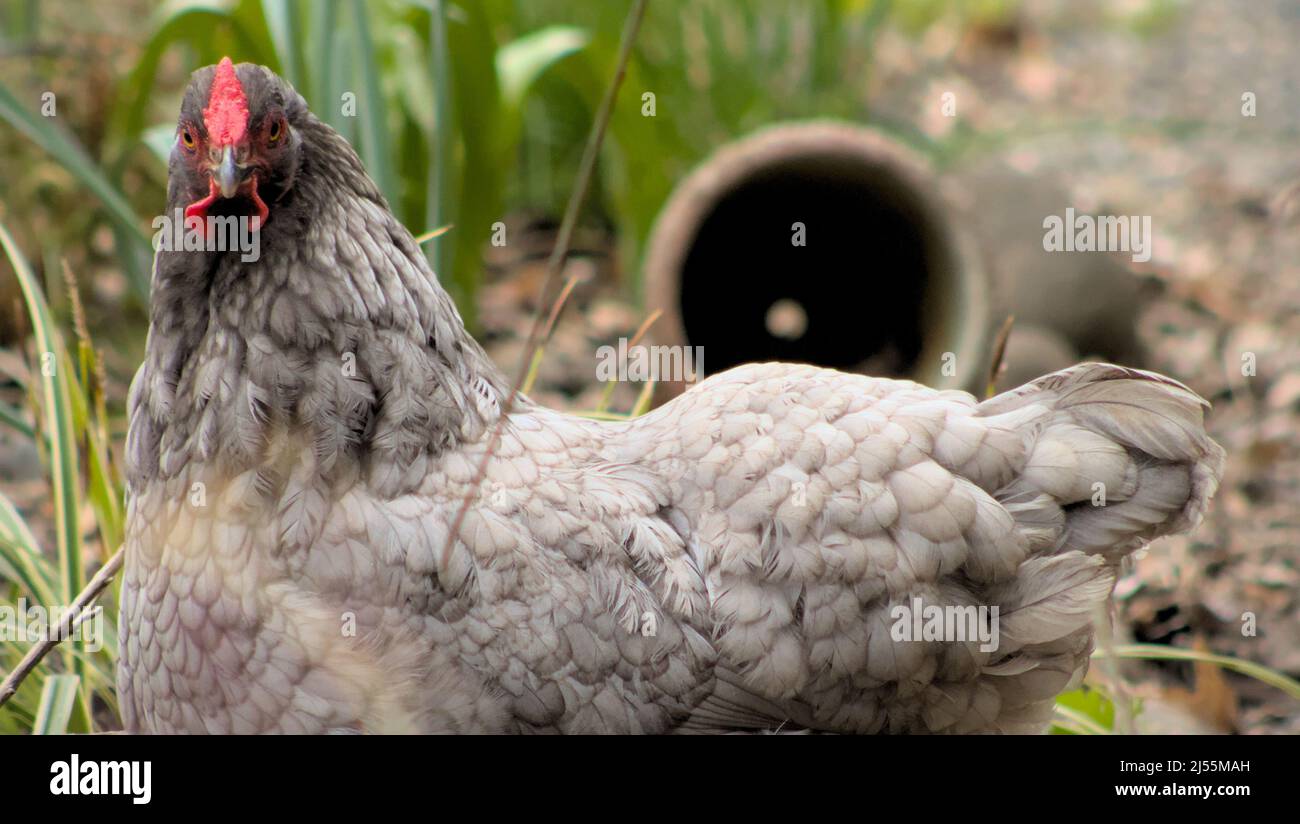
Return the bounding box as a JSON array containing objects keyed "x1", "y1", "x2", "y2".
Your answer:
[
  {"x1": 59, "y1": 272, "x2": 125, "y2": 557},
  {"x1": 323, "y1": 27, "x2": 357, "y2": 141},
  {"x1": 111, "y1": 1, "x2": 282, "y2": 150},
  {"x1": 0, "y1": 492, "x2": 58, "y2": 608},
  {"x1": 1098, "y1": 643, "x2": 1300, "y2": 702},
  {"x1": 307, "y1": 0, "x2": 338, "y2": 109},
  {"x1": 141, "y1": 122, "x2": 178, "y2": 166},
  {"x1": 496, "y1": 26, "x2": 590, "y2": 110},
  {"x1": 349, "y1": 0, "x2": 395, "y2": 206},
  {"x1": 0, "y1": 400, "x2": 36, "y2": 441},
  {"x1": 230, "y1": 0, "x2": 287, "y2": 74},
  {"x1": 1050, "y1": 705, "x2": 1112, "y2": 736},
  {"x1": 32, "y1": 674, "x2": 79, "y2": 735},
  {"x1": 262, "y1": 0, "x2": 308, "y2": 91},
  {"x1": 0, "y1": 221, "x2": 90, "y2": 731},
  {"x1": 445, "y1": 0, "x2": 503, "y2": 313},
  {"x1": 113, "y1": 5, "x2": 230, "y2": 142},
  {"x1": 426, "y1": 0, "x2": 453, "y2": 287},
  {"x1": 495, "y1": 25, "x2": 589, "y2": 170},
  {"x1": 0, "y1": 84, "x2": 151, "y2": 298},
  {"x1": 68, "y1": 366, "x2": 124, "y2": 557},
  {"x1": 1052, "y1": 686, "x2": 1117, "y2": 735}
]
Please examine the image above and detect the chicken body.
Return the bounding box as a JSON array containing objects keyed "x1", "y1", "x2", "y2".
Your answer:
[{"x1": 118, "y1": 62, "x2": 1224, "y2": 734}]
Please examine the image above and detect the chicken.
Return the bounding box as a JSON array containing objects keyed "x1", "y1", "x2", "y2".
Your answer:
[{"x1": 117, "y1": 59, "x2": 1225, "y2": 734}]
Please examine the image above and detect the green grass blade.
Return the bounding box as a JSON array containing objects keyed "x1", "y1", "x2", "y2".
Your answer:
[
  {"x1": 0, "y1": 492, "x2": 58, "y2": 608},
  {"x1": 264, "y1": 0, "x2": 310, "y2": 111},
  {"x1": 65, "y1": 370, "x2": 124, "y2": 557},
  {"x1": 0, "y1": 400, "x2": 36, "y2": 440},
  {"x1": 413, "y1": 224, "x2": 453, "y2": 245},
  {"x1": 229, "y1": 0, "x2": 286, "y2": 74},
  {"x1": 495, "y1": 25, "x2": 589, "y2": 179},
  {"x1": 111, "y1": 1, "x2": 283, "y2": 154},
  {"x1": 322, "y1": 26, "x2": 356, "y2": 141},
  {"x1": 0, "y1": 221, "x2": 90, "y2": 730},
  {"x1": 81, "y1": 432, "x2": 123, "y2": 557},
  {"x1": 262, "y1": 0, "x2": 305, "y2": 87},
  {"x1": 31, "y1": 674, "x2": 79, "y2": 735},
  {"x1": 445, "y1": 0, "x2": 503, "y2": 313},
  {"x1": 496, "y1": 26, "x2": 590, "y2": 110},
  {"x1": 573, "y1": 409, "x2": 634, "y2": 422},
  {"x1": 426, "y1": 0, "x2": 452, "y2": 284},
  {"x1": 1097, "y1": 643, "x2": 1300, "y2": 702},
  {"x1": 521, "y1": 345, "x2": 546, "y2": 396},
  {"x1": 141, "y1": 122, "x2": 178, "y2": 166},
  {"x1": 113, "y1": 5, "x2": 232, "y2": 142},
  {"x1": 1052, "y1": 686, "x2": 1117, "y2": 735},
  {"x1": 1050, "y1": 705, "x2": 1111, "y2": 736},
  {"x1": 58, "y1": 276, "x2": 125, "y2": 555},
  {"x1": 0, "y1": 83, "x2": 150, "y2": 296},
  {"x1": 349, "y1": 0, "x2": 395, "y2": 206},
  {"x1": 630, "y1": 379, "x2": 657, "y2": 417},
  {"x1": 307, "y1": 0, "x2": 337, "y2": 109}
]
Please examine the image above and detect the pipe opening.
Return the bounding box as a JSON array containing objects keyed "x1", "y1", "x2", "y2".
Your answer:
[
  {"x1": 677, "y1": 154, "x2": 944, "y2": 377},
  {"x1": 647, "y1": 124, "x2": 988, "y2": 391}
]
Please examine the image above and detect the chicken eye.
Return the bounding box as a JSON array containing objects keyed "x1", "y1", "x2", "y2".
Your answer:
[
  {"x1": 268, "y1": 119, "x2": 282, "y2": 143},
  {"x1": 180, "y1": 129, "x2": 196, "y2": 149}
]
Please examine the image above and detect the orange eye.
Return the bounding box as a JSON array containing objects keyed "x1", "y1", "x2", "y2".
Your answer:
[
  {"x1": 180, "y1": 129, "x2": 196, "y2": 149},
  {"x1": 268, "y1": 119, "x2": 282, "y2": 143}
]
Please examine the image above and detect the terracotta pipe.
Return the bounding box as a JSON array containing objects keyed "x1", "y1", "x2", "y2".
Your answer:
[{"x1": 644, "y1": 121, "x2": 990, "y2": 394}]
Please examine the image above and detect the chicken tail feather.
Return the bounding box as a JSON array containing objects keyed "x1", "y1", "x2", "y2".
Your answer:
[{"x1": 980, "y1": 362, "x2": 1225, "y2": 561}]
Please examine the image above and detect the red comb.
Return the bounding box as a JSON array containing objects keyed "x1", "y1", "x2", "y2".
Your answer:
[{"x1": 203, "y1": 57, "x2": 249, "y2": 145}]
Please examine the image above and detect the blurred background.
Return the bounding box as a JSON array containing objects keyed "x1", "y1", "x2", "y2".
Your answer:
[{"x1": 1, "y1": 0, "x2": 1298, "y2": 733}]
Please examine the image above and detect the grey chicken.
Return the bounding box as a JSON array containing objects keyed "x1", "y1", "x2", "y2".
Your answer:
[{"x1": 117, "y1": 59, "x2": 1225, "y2": 734}]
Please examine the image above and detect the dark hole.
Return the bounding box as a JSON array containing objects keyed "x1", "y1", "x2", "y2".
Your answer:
[{"x1": 678, "y1": 156, "x2": 936, "y2": 377}]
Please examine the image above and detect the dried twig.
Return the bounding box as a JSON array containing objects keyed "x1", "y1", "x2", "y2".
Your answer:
[
  {"x1": 521, "y1": 274, "x2": 581, "y2": 395},
  {"x1": 596, "y1": 308, "x2": 662, "y2": 413},
  {"x1": 627, "y1": 308, "x2": 663, "y2": 351},
  {"x1": 984, "y1": 314, "x2": 1015, "y2": 399},
  {"x1": 440, "y1": 0, "x2": 649, "y2": 569},
  {"x1": 60, "y1": 259, "x2": 91, "y2": 347},
  {"x1": 414, "y1": 224, "x2": 455, "y2": 245},
  {"x1": 0, "y1": 547, "x2": 124, "y2": 709}
]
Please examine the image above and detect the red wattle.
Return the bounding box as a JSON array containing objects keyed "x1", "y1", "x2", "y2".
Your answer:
[
  {"x1": 247, "y1": 175, "x2": 270, "y2": 230},
  {"x1": 184, "y1": 179, "x2": 220, "y2": 238}
]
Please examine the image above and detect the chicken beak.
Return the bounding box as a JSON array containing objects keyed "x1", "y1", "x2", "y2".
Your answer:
[{"x1": 215, "y1": 145, "x2": 241, "y2": 198}]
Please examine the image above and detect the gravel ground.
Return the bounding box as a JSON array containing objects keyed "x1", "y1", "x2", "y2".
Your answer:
[{"x1": 965, "y1": 0, "x2": 1300, "y2": 735}]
